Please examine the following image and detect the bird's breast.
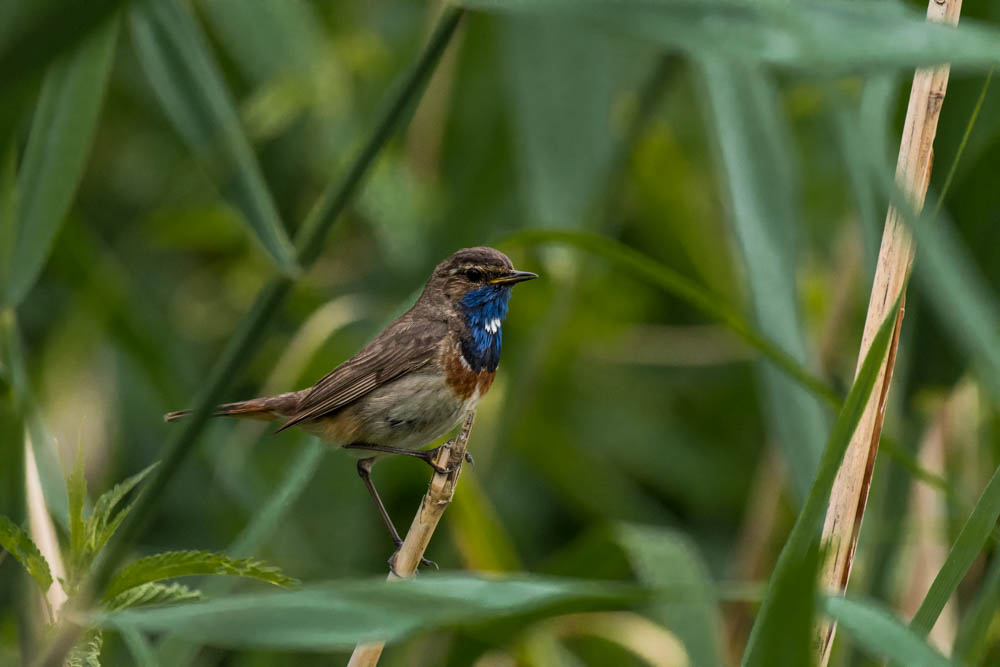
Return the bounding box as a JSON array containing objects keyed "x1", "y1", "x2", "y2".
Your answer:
[{"x1": 443, "y1": 336, "x2": 496, "y2": 401}]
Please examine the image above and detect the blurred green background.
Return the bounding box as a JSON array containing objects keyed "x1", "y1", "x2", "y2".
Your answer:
[{"x1": 3, "y1": 0, "x2": 1000, "y2": 665}]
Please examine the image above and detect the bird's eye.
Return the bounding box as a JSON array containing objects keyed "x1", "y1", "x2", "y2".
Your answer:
[{"x1": 465, "y1": 268, "x2": 483, "y2": 282}]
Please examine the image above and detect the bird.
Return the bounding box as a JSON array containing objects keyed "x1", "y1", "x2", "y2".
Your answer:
[{"x1": 165, "y1": 246, "x2": 536, "y2": 568}]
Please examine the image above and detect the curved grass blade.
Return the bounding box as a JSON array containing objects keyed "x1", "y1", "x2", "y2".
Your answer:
[
  {"x1": 910, "y1": 464, "x2": 1000, "y2": 638},
  {"x1": 953, "y1": 550, "x2": 1000, "y2": 665},
  {"x1": 5, "y1": 16, "x2": 118, "y2": 307},
  {"x1": 128, "y1": 0, "x2": 298, "y2": 274},
  {"x1": 700, "y1": 58, "x2": 828, "y2": 501},
  {"x1": 101, "y1": 575, "x2": 645, "y2": 651},
  {"x1": 742, "y1": 293, "x2": 901, "y2": 666},
  {"x1": 461, "y1": 0, "x2": 1000, "y2": 71},
  {"x1": 0, "y1": 514, "x2": 53, "y2": 594},
  {"x1": 502, "y1": 229, "x2": 838, "y2": 407},
  {"x1": 614, "y1": 524, "x2": 724, "y2": 667},
  {"x1": 824, "y1": 596, "x2": 949, "y2": 667}
]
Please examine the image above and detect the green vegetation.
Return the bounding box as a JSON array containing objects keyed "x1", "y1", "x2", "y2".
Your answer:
[{"x1": 2, "y1": 1, "x2": 1000, "y2": 665}]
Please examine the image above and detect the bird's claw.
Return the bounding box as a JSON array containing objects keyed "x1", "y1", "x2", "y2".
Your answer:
[
  {"x1": 388, "y1": 547, "x2": 438, "y2": 576},
  {"x1": 464, "y1": 451, "x2": 475, "y2": 469}
]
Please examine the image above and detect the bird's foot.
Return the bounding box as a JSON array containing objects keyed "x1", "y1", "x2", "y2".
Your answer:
[
  {"x1": 464, "y1": 451, "x2": 475, "y2": 469},
  {"x1": 388, "y1": 542, "x2": 438, "y2": 577},
  {"x1": 421, "y1": 444, "x2": 458, "y2": 475}
]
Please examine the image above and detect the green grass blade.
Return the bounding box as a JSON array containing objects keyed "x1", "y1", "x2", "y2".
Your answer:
[
  {"x1": 462, "y1": 0, "x2": 1000, "y2": 71},
  {"x1": 502, "y1": 229, "x2": 839, "y2": 407},
  {"x1": 67, "y1": 449, "x2": 88, "y2": 573},
  {"x1": 0, "y1": 515, "x2": 53, "y2": 594},
  {"x1": 742, "y1": 293, "x2": 901, "y2": 666},
  {"x1": 824, "y1": 596, "x2": 950, "y2": 667},
  {"x1": 4, "y1": 16, "x2": 118, "y2": 307},
  {"x1": 100, "y1": 575, "x2": 645, "y2": 650},
  {"x1": 103, "y1": 550, "x2": 298, "y2": 601},
  {"x1": 700, "y1": 58, "x2": 828, "y2": 501},
  {"x1": 128, "y1": 0, "x2": 298, "y2": 274},
  {"x1": 953, "y1": 549, "x2": 1000, "y2": 665},
  {"x1": 910, "y1": 465, "x2": 1000, "y2": 637},
  {"x1": 614, "y1": 524, "x2": 724, "y2": 667}
]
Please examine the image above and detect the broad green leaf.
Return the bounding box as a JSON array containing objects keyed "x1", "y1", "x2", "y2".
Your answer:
[
  {"x1": 742, "y1": 294, "x2": 901, "y2": 666},
  {"x1": 67, "y1": 448, "x2": 88, "y2": 572},
  {"x1": 499, "y1": 15, "x2": 651, "y2": 227},
  {"x1": 128, "y1": 0, "x2": 298, "y2": 274},
  {"x1": 101, "y1": 575, "x2": 645, "y2": 650},
  {"x1": 614, "y1": 524, "x2": 723, "y2": 667},
  {"x1": 104, "y1": 550, "x2": 298, "y2": 601},
  {"x1": 700, "y1": 58, "x2": 828, "y2": 501},
  {"x1": 4, "y1": 16, "x2": 118, "y2": 307},
  {"x1": 910, "y1": 464, "x2": 1000, "y2": 638},
  {"x1": 748, "y1": 541, "x2": 819, "y2": 666},
  {"x1": 87, "y1": 462, "x2": 159, "y2": 555},
  {"x1": 824, "y1": 597, "x2": 949, "y2": 667},
  {"x1": 502, "y1": 229, "x2": 838, "y2": 406},
  {"x1": 0, "y1": 514, "x2": 52, "y2": 594},
  {"x1": 462, "y1": 0, "x2": 1000, "y2": 71},
  {"x1": 106, "y1": 582, "x2": 202, "y2": 611}
]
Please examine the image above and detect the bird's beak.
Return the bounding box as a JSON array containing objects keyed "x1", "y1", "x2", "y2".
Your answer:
[{"x1": 489, "y1": 270, "x2": 538, "y2": 285}]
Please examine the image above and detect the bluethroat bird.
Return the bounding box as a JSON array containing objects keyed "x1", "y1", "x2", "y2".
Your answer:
[{"x1": 165, "y1": 247, "x2": 536, "y2": 567}]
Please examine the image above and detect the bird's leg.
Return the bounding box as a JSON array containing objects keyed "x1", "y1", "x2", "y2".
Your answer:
[
  {"x1": 355, "y1": 457, "x2": 437, "y2": 571},
  {"x1": 345, "y1": 441, "x2": 464, "y2": 475}
]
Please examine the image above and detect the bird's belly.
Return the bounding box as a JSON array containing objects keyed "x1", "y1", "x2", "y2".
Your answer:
[{"x1": 336, "y1": 371, "x2": 477, "y2": 452}]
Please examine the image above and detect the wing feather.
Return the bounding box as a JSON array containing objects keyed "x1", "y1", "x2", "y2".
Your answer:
[{"x1": 277, "y1": 315, "x2": 446, "y2": 432}]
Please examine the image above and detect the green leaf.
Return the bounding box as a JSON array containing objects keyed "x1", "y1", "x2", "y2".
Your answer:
[
  {"x1": 100, "y1": 575, "x2": 645, "y2": 650},
  {"x1": 106, "y1": 582, "x2": 203, "y2": 611},
  {"x1": 910, "y1": 464, "x2": 1000, "y2": 638},
  {"x1": 742, "y1": 293, "x2": 901, "y2": 666},
  {"x1": 0, "y1": 144, "x2": 15, "y2": 286},
  {"x1": 66, "y1": 630, "x2": 103, "y2": 667},
  {"x1": 462, "y1": 0, "x2": 1000, "y2": 71},
  {"x1": 700, "y1": 58, "x2": 828, "y2": 501},
  {"x1": 499, "y1": 15, "x2": 651, "y2": 227},
  {"x1": 953, "y1": 549, "x2": 1000, "y2": 665},
  {"x1": 823, "y1": 597, "x2": 950, "y2": 667},
  {"x1": 502, "y1": 229, "x2": 838, "y2": 406},
  {"x1": 86, "y1": 462, "x2": 159, "y2": 555},
  {"x1": 0, "y1": 514, "x2": 52, "y2": 594},
  {"x1": 748, "y1": 541, "x2": 819, "y2": 666},
  {"x1": 128, "y1": 0, "x2": 298, "y2": 274},
  {"x1": 104, "y1": 550, "x2": 298, "y2": 601},
  {"x1": 4, "y1": 16, "x2": 118, "y2": 306},
  {"x1": 67, "y1": 448, "x2": 88, "y2": 572},
  {"x1": 614, "y1": 524, "x2": 724, "y2": 667}
]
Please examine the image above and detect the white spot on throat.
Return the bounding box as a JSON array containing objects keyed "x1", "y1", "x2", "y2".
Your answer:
[{"x1": 483, "y1": 317, "x2": 501, "y2": 334}]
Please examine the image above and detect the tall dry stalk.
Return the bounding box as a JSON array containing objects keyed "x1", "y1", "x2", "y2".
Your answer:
[
  {"x1": 816, "y1": 0, "x2": 963, "y2": 661},
  {"x1": 348, "y1": 411, "x2": 476, "y2": 667}
]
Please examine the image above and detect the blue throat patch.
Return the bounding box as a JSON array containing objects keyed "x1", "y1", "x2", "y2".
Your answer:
[{"x1": 459, "y1": 285, "x2": 512, "y2": 372}]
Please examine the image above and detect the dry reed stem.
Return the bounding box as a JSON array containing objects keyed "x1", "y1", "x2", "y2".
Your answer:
[
  {"x1": 347, "y1": 410, "x2": 476, "y2": 667},
  {"x1": 816, "y1": 0, "x2": 962, "y2": 661}
]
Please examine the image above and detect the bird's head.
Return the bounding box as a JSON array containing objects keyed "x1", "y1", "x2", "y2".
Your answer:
[{"x1": 428, "y1": 247, "x2": 537, "y2": 308}]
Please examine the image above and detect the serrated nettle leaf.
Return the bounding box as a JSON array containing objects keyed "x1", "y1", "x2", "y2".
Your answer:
[
  {"x1": 66, "y1": 629, "x2": 103, "y2": 667},
  {"x1": 104, "y1": 550, "x2": 298, "y2": 601},
  {"x1": 87, "y1": 461, "x2": 159, "y2": 554},
  {"x1": 4, "y1": 16, "x2": 118, "y2": 307},
  {"x1": 742, "y1": 293, "x2": 901, "y2": 666},
  {"x1": 128, "y1": 0, "x2": 298, "y2": 274},
  {"x1": 0, "y1": 514, "x2": 53, "y2": 594},
  {"x1": 105, "y1": 582, "x2": 202, "y2": 611},
  {"x1": 462, "y1": 0, "x2": 1000, "y2": 71},
  {"x1": 100, "y1": 575, "x2": 646, "y2": 650},
  {"x1": 823, "y1": 597, "x2": 949, "y2": 667}
]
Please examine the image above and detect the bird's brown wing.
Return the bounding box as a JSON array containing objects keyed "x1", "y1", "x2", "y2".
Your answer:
[{"x1": 276, "y1": 315, "x2": 447, "y2": 432}]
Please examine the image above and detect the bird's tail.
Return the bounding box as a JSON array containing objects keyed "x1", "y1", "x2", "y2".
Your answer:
[{"x1": 163, "y1": 392, "x2": 300, "y2": 423}]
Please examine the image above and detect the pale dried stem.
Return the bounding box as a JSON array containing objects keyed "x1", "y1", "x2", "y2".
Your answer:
[
  {"x1": 347, "y1": 410, "x2": 477, "y2": 667},
  {"x1": 816, "y1": 0, "x2": 963, "y2": 661}
]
